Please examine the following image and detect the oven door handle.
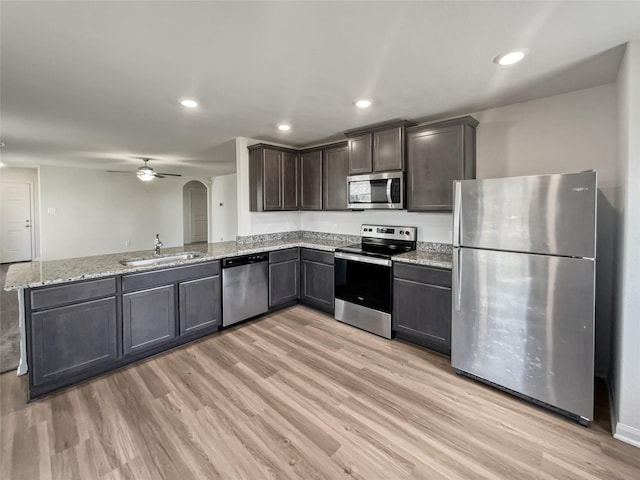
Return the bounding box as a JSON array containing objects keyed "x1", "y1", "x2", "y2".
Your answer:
[{"x1": 334, "y1": 252, "x2": 392, "y2": 267}]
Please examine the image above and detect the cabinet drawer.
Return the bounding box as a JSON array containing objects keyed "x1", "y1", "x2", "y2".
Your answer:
[
  {"x1": 269, "y1": 248, "x2": 299, "y2": 264},
  {"x1": 30, "y1": 278, "x2": 116, "y2": 310},
  {"x1": 301, "y1": 248, "x2": 334, "y2": 265},
  {"x1": 122, "y1": 261, "x2": 220, "y2": 292},
  {"x1": 393, "y1": 262, "x2": 451, "y2": 288}
]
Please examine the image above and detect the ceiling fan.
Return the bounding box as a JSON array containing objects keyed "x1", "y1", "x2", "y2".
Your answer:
[{"x1": 107, "y1": 158, "x2": 182, "y2": 182}]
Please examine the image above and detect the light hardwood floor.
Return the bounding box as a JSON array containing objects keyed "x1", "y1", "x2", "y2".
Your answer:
[{"x1": 1, "y1": 306, "x2": 638, "y2": 479}]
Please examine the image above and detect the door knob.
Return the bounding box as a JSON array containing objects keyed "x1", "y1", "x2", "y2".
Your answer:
[{"x1": 25, "y1": 225, "x2": 31, "y2": 228}]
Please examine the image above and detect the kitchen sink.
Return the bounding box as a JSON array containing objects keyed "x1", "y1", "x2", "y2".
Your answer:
[{"x1": 119, "y1": 251, "x2": 203, "y2": 267}]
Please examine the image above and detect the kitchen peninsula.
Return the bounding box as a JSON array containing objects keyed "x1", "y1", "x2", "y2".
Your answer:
[{"x1": 4, "y1": 232, "x2": 452, "y2": 400}]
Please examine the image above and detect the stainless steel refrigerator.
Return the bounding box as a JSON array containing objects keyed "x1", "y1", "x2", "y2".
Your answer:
[{"x1": 452, "y1": 170, "x2": 596, "y2": 424}]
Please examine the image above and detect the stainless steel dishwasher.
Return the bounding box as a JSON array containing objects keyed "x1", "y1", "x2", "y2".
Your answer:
[{"x1": 222, "y1": 253, "x2": 269, "y2": 327}]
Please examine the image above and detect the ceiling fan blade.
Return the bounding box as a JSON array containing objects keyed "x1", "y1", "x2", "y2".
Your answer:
[
  {"x1": 107, "y1": 170, "x2": 135, "y2": 174},
  {"x1": 155, "y1": 172, "x2": 182, "y2": 177}
]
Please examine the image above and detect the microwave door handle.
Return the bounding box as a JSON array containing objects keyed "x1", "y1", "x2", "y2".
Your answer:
[{"x1": 386, "y1": 179, "x2": 392, "y2": 204}]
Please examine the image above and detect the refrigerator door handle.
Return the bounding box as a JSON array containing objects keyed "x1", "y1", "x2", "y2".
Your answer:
[
  {"x1": 453, "y1": 181, "x2": 461, "y2": 247},
  {"x1": 453, "y1": 247, "x2": 462, "y2": 311}
]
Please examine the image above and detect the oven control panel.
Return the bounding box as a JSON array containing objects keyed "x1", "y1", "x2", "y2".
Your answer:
[{"x1": 360, "y1": 224, "x2": 417, "y2": 242}]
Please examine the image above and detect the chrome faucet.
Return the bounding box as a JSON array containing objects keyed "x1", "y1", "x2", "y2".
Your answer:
[{"x1": 154, "y1": 234, "x2": 163, "y2": 256}]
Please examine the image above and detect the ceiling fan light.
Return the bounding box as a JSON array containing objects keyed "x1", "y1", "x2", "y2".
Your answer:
[{"x1": 137, "y1": 170, "x2": 155, "y2": 182}]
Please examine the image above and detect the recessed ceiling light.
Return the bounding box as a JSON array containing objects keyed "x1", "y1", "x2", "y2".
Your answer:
[
  {"x1": 180, "y1": 99, "x2": 198, "y2": 108},
  {"x1": 355, "y1": 99, "x2": 373, "y2": 109},
  {"x1": 494, "y1": 49, "x2": 529, "y2": 66},
  {"x1": 277, "y1": 124, "x2": 291, "y2": 132}
]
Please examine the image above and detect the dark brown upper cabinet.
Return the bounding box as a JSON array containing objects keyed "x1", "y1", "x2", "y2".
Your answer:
[
  {"x1": 406, "y1": 116, "x2": 478, "y2": 212},
  {"x1": 282, "y1": 152, "x2": 299, "y2": 210},
  {"x1": 345, "y1": 120, "x2": 415, "y2": 174},
  {"x1": 249, "y1": 144, "x2": 299, "y2": 211},
  {"x1": 299, "y1": 149, "x2": 323, "y2": 210},
  {"x1": 347, "y1": 133, "x2": 372, "y2": 174},
  {"x1": 322, "y1": 143, "x2": 349, "y2": 211}
]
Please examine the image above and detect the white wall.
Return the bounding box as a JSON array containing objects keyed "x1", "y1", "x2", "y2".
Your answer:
[
  {"x1": 475, "y1": 84, "x2": 618, "y2": 194},
  {"x1": 210, "y1": 173, "x2": 238, "y2": 242},
  {"x1": 0, "y1": 166, "x2": 41, "y2": 261},
  {"x1": 39, "y1": 166, "x2": 209, "y2": 260},
  {"x1": 611, "y1": 40, "x2": 640, "y2": 448}
]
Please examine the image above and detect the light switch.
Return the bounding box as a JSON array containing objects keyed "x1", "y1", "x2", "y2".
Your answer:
[{"x1": 47, "y1": 207, "x2": 57, "y2": 214}]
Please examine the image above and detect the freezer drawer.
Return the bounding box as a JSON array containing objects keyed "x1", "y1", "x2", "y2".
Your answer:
[{"x1": 452, "y1": 247, "x2": 595, "y2": 421}]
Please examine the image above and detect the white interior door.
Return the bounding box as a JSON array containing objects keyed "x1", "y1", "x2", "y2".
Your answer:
[
  {"x1": 1, "y1": 182, "x2": 32, "y2": 263},
  {"x1": 190, "y1": 189, "x2": 208, "y2": 243}
]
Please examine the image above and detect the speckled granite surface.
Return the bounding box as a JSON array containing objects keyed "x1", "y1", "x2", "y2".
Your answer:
[
  {"x1": 236, "y1": 231, "x2": 303, "y2": 244},
  {"x1": 4, "y1": 237, "x2": 353, "y2": 291},
  {"x1": 4, "y1": 232, "x2": 454, "y2": 290},
  {"x1": 237, "y1": 231, "x2": 360, "y2": 245},
  {"x1": 301, "y1": 231, "x2": 361, "y2": 244},
  {"x1": 393, "y1": 250, "x2": 453, "y2": 269},
  {"x1": 417, "y1": 241, "x2": 453, "y2": 254}
]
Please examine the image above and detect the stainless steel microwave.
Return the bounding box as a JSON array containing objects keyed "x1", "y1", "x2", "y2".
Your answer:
[{"x1": 347, "y1": 172, "x2": 404, "y2": 209}]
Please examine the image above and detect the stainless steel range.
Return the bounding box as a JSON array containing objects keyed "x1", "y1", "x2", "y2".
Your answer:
[{"x1": 334, "y1": 224, "x2": 417, "y2": 338}]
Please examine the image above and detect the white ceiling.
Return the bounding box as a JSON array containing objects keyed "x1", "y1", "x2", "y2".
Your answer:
[{"x1": 1, "y1": 1, "x2": 639, "y2": 176}]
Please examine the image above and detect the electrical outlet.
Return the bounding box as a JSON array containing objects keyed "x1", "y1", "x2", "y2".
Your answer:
[
  {"x1": 125, "y1": 240, "x2": 131, "y2": 247},
  {"x1": 47, "y1": 207, "x2": 56, "y2": 214}
]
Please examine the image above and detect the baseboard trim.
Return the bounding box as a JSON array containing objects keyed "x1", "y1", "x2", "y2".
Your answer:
[
  {"x1": 613, "y1": 423, "x2": 640, "y2": 448},
  {"x1": 607, "y1": 376, "x2": 640, "y2": 448}
]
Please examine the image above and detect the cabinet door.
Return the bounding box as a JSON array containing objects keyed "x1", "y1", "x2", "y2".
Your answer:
[
  {"x1": 323, "y1": 145, "x2": 349, "y2": 210},
  {"x1": 263, "y1": 149, "x2": 283, "y2": 210},
  {"x1": 393, "y1": 277, "x2": 452, "y2": 354},
  {"x1": 300, "y1": 151, "x2": 322, "y2": 210},
  {"x1": 179, "y1": 275, "x2": 221, "y2": 335},
  {"x1": 348, "y1": 133, "x2": 372, "y2": 174},
  {"x1": 30, "y1": 297, "x2": 117, "y2": 386},
  {"x1": 373, "y1": 127, "x2": 404, "y2": 172},
  {"x1": 407, "y1": 124, "x2": 463, "y2": 211},
  {"x1": 269, "y1": 259, "x2": 299, "y2": 307},
  {"x1": 123, "y1": 285, "x2": 176, "y2": 355},
  {"x1": 282, "y1": 152, "x2": 299, "y2": 210},
  {"x1": 300, "y1": 260, "x2": 334, "y2": 313}
]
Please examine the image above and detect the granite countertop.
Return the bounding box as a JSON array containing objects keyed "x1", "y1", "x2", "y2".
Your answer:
[
  {"x1": 393, "y1": 250, "x2": 453, "y2": 269},
  {"x1": 4, "y1": 238, "x2": 352, "y2": 291}
]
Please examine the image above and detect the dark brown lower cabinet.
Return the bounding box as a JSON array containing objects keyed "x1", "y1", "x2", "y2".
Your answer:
[
  {"x1": 269, "y1": 248, "x2": 300, "y2": 308},
  {"x1": 123, "y1": 285, "x2": 176, "y2": 355},
  {"x1": 300, "y1": 248, "x2": 334, "y2": 313},
  {"x1": 393, "y1": 262, "x2": 452, "y2": 355},
  {"x1": 179, "y1": 275, "x2": 221, "y2": 335},
  {"x1": 30, "y1": 297, "x2": 117, "y2": 386}
]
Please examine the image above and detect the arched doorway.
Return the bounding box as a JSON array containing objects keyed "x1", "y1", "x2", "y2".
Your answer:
[{"x1": 183, "y1": 180, "x2": 208, "y2": 245}]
